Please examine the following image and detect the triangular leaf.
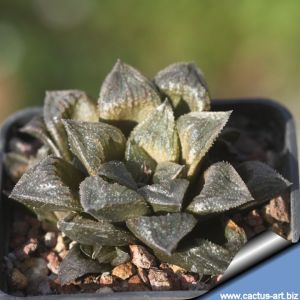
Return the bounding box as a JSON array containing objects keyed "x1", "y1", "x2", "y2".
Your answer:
[
  {"x1": 153, "y1": 161, "x2": 185, "y2": 184},
  {"x1": 10, "y1": 155, "x2": 84, "y2": 211},
  {"x1": 111, "y1": 248, "x2": 131, "y2": 267},
  {"x1": 80, "y1": 176, "x2": 150, "y2": 222},
  {"x1": 63, "y1": 120, "x2": 126, "y2": 176},
  {"x1": 21, "y1": 116, "x2": 61, "y2": 157},
  {"x1": 98, "y1": 161, "x2": 137, "y2": 190},
  {"x1": 187, "y1": 162, "x2": 254, "y2": 215},
  {"x1": 155, "y1": 239, "x2": 232, "y2": 275},
  {"x1": 98, "y1": 59, "x2": 161, "y2": 129},
  {"x1": 58, "y1": 213, "x2": 136, "y2": 246},
  {"x1": 80, "y1": 244, "x2": 116, "y2": 263},
  {"x1": 237, "y1": 160, "x2": 292, "y2": 206},
  {"x1": 154, "y1": 62, "x2": 211, "y2": 116},
  {"x1": 126, "y1": 213, "x2": 197, "y2": 256},
  {"x1": 139, "y1": 179, "x2": 189, "y2": 213},
  {"x1": 127, "y1": 101, "x2": 180, "y2": 163},
  {"x1": 177, "y1": 111, "x2": 232, "y2": 177},
  {"x1": 58, "y1": 244, "x2": 109, "y2": 285},
  {"x1": 44, "y1": 90, "x2": 98, "y2": 161},
  {"x1": 125, "y1": 141, "x2": 157, "y2": 184}
]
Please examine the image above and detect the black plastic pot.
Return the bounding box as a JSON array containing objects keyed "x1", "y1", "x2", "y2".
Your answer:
[{"x1": 0, "y1": 99, "x2": 299, "y2": 300}]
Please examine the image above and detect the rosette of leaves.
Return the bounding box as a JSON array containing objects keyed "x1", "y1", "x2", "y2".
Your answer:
[{"x1": 8, "y1": 60, "x2": 291, "y2": 286}]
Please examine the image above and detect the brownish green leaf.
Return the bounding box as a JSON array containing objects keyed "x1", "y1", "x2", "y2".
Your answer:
[
  {"x1": 126, "y1": 213, "x2": 197, "y2": 255},
  {"x1": 3, "y1": 152, "x2": 29, "y2": 183},
  {"x1": 98, "y1": 161, "x2": 137, "y2": 190},
  {"x1": 155, "y1": 239, "x2": 232, "y2": 275},
  {"x1": 127, "y1": 101, "x2": 180, "y2": 163},
  {"x1": 80, "y1": 244, "x2": 116, "y2": 263},
  {"x1": 20, "y1": 116, "x2": 61, "y2": 157},
  {"x1": 58, "y1": 244, "x2": 110, "y2": 285},
  {"x1": 44, "y1": 90, "x2": 98, "y2": 161},
  {"x1": 154, "y1": 62, "x2": 211, "y2": 116},
  {"x1": 58, "y1": 213, "x2": 136, "y2": 246},
  {"x1": 153, "y1": 161, "x2": 185, "y2": 184},
  {"x1": 187, "y1": 162, "x2": 254, "y2": 215},
  {"x1": 138, "y1": 179, "x2": 189, "y2": 213},
  {"x1": 111, "y1": 248, "x2": 131, "y2": 266},
  {"x1": 237, "y1": 160, "x2": 292, "y2": 206},
  {"x1": 10, "y1": 155, "x2": 84, "y2": 211},
  {"x1": 177, "y1": 111, "x2": 231, "y2": 177},
  {"x1": 80, "y1": 176, "x2": 150, "y2": 222},
  {"x1": 63, "y1": 120, "x2": 126, "y2": 176},
  {"x1": 98, "y1": 59, "x2": 161, "y2": 127},
  {"x1": 125, "y1": 141, "x2": 157, "y2": 184}
]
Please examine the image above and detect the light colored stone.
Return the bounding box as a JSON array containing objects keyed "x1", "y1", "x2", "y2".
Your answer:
[
  {"x1": 148, "y1": 268, "x2": 172, "y2": 291},
  {"x1": 129, "y1": 245, "x2": 156, "y2": 269},
  {"x1": 112, "y1": 262, "x2": 135, "y2": 280}
]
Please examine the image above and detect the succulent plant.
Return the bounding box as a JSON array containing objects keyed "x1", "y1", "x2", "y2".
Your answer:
[{"x1": 7, "y1": 60, "x2": 291, "y2": 286}]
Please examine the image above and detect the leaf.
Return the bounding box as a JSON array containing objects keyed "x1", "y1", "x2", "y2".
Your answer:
[
  {"x1": 154, "y1": 62, "x2": 210, "y2": 116},
  {"x1": 44, "y1": 90, "x2": 98, "y2": 161},
  {"x1": 224, "y1": 219, "x2": 247, "y2": 254},
  {"x1": 138, "y1": 179, "x2": 189, "y2": 213},
  {"x1": 126, "y1": 213, "x2": 197, "y2": 256},
  {"x1": 20, "y1": 116, "x2": 61, "y2": 157},
  {"x1": 176, "y1": 111, "x2": 232, "y2": 177},
  {"x1": 127, "y1": 101, "x2": 180, "y2": 163},
  {"x1": 111, "y1": 248, "x2": 131, "y2": 266},
  {"x1": 155, "y1": 239, "x2": 232, "y2": 275},
  {"x1": 98, "y1": 161, "x2": 137, "y2": 190},
  {"x1": 125, "y1": 141, "x2": 157, "y2": 184},
  {"x1": 79, "y1": 245, "x2": 130, "y2": 266},
  {"x1": 3, "y1": 152, "x2": 29, "y2": 183},
  {"x1": 153, "y1": 161, "x2": 185, "y2": 184},
  {"x1": 58, "y1": 244, "x2": 109, "y2": 285},
  {"x1": 80, "y1": 176, "x2": 150, "y2": 222},
  {"x1": 10, "y1": 155, "x2": 84, "y2": 211},
  {"x1": 237, "y1": 160, "x2": 292, "y2": 206},
  {"x1": 98, "y1": 59, "x2": 161, "y2": 130},
  {"x1": 80, "y1": 244, "x2": 116, "y2": 263},
  {"x1": 187, "y1": 162, "x2": 254, "y2": 215},
  {"x1": 63, "y1": 120, "x2": 126, "y2": 176},
  {"x1": 58, "y1": 213, "x2": 136, "y2": 246}
]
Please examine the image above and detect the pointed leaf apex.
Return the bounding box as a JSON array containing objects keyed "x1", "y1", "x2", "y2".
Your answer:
[
  {"x1": 126, "y1": 213, "x2": 197, "y2": 255},
  {"x1": 187, "y1": 161, "x2": 254, "y2": 215}
]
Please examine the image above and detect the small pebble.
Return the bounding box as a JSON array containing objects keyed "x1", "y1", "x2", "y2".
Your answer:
[
  {"x1": 20, "y1": 258, "x2": 49, "y2": 280},
  {"x1": 137, "y1": 267, "x2": 149, "y2": 285},
  {"x1": 99, "y1": 272, "x2": 113, "y2": 286},
  {"x1": 264, "y1": 195, "x2": 289, "y2": 223},
  {"x1": 148, "y1": 268, "x2": 172, "y2": 291},
  {"x1": 44, "y1": 232, "x2": 57, "y2": 248},
  {"x1": 129, "y1": 245, "x2": 156, "y2": 269},
  {"x1": 45, "y1": 251, "x2": 60, "y2": 274},
  {"x1": 112, "y1": 262, "x2": 135, "y2": 280},
  {"x1": 178, "y1": 273, "x2": 199, "y2": 290},
  {"x1": 54, "y1": 234, "x2": 66, "y2": 254},
  {"x1": 10, "y1": 268, "x2": 28, "y2": 290},
  {"x1": 128, "y1": 275, "x2": 149, "y2": 291}
]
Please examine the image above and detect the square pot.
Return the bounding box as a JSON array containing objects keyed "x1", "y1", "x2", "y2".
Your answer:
[{"x1": 0, "y1": 99, "x2": 299, "y2": 300}]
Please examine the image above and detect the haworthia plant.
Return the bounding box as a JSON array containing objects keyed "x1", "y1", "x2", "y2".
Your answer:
[{"x1": 8, "y1": 60, "x2": 291, "y2": 286}]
